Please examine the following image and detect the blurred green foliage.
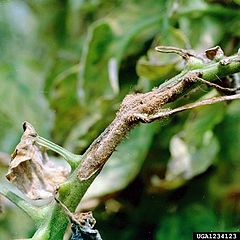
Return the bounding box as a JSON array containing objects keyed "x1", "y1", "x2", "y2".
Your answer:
[{"x1": 0, "y1": 0, "x2": 239, "y2": 239}]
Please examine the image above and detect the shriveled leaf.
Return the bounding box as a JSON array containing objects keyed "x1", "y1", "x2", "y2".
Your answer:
[
  {"x1": 69, "y1": 211, "x2": 102, "y2": 240},
  {"x1": 56, "y1": 198, "x2": 102, "y2": 240},
  {"x1": 6, "y1": 122, "x2": 70, "y2": 200},
  {"x1": 205, "y1": 46, "x2": 224, "y2": 61},
  {"x1": 70, "y1": 214, "x2": 102, "y2": 240}
]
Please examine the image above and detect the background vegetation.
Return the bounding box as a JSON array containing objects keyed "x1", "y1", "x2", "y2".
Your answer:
[{"x1": 0, "y1": 0, "x2": 239, "y2": 239}]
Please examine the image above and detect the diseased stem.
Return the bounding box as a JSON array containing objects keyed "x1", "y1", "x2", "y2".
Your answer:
[
  {"x1": 78, "y1": 53, "x2": 240, "y2": 181},
  {"x1": 133, "y1": 93, "x2": 240, "y2": 123},
  {"x1": 36, "y1": 49, "x2": 240, "y2": 240}
]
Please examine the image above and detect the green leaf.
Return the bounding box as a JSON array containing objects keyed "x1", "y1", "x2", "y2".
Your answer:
[
  {"x1": 63, "y1": 112, "x2": 102, "y2": 152},
  {"x1": 216, "y1": 101, "x2": 240, "y2": 166},
  {"x1": 179, "y1": 15, "x2": 224, "y2": 50},
  {"x1": 47, "y1": 67, "x2": 81, "y2": 144},
  {"x1": 0, "y1": 204, "x2": 35, "y2": 239},
  {"x1": 78, "y1": 0, "x2": 167, "y2": 105},
  {"x1": 0, "y1": 63, "x2": 53, "y2": 152},
  {"x1": 136, "y1": 28, "x2": 187, "y2": 81},
  {"x1": 156, "y1": 203, "x2": 221, "y2": 240},
  {"x1": 234, "y1": 0, "x2": 240, "y2": 5},
  {"x1": 79, "y1": 21, "x2": 116, "y2": 104},
  {"x1": 0, "y1": 2, "x2": 53, "y2": 152}
]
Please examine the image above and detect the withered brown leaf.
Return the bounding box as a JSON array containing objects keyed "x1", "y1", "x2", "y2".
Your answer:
[
  {"x1": 6, "y1": 122, "x2": 70, "y2": 200},
  {"x1": 55, "y1": 197, "x2": 102, "y2": 240},
  {"x1": 205, "y1": 46, "x2": 224, "y2": 60}
]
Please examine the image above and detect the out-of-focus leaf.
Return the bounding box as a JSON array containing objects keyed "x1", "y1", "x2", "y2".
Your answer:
[
  {"x1": 207, "y1": 101, "x2": 240, "y2": 216},
  {"x1": 0, "y1": 1, "x2": 37, "y2": 62},
  {"x1": 64, "y1": 112, "x2": 102, "y2": 152},
  {"x1": 176, "y1": 0, "x2": 207, "y2": 12},
  {"x1": 156, "y1": 203, "x2": 223, "y2": 240},
  {"x1": 166, "y1": 102, "x2": 225, "y2": 181},
  {"x1": 48, "y1": 70, "x2": 82, "y2": 144},
  {"x1": 78, "y1": 1, "x2": 167, "y2": 105},
  {"x1": 179, "y1": 16, "x2": 223, "y2": 50},
  {"x1": 63, "y1": 97, "x2": 119, "y2": 153},
  {"x1": 183, "y1": 100, "x2": 224, "y2": 145},
  {"x1": 0, "y1": 63, "x2": 53, "y2": 153},
  {"x1": 6, "y1": 122, "x2": 70, "y2": 200},
  {"x1": 49, "y1": 0, "x2": 168, "y2": 145},
  {"x1": 166, "y1": 131, "x2": 218, "y2": 180},
  {"x1": 216, "y1": 101, "x2": 240, "y2": 166},
  {"x1": 82, "y1": 123, "x2": 155, "y2": 200},
  {"x1": 234, "y1": 0, "x2": 240, "y2": 5},
  {"x1": 56, "y1": 0, "x2": 168, "y2": 150},
  {"x1": 0, "y1": 152, "x2": 10, "y2": 167},
  {"x1": 208, "y1": 163, "x2": 240, "y2": 217},
  {"x1": 136, "y1": 28, "x2": 187, "y2": 81},
  {"x1": 0, "y1": 204, "x2": 35, "y2": 239},
  {"x1": 0, "y1": 2, "x2": 53, "y2": 152},
  {"x1": 79, "y1": 21, "x2": 116, "y2": 103}
]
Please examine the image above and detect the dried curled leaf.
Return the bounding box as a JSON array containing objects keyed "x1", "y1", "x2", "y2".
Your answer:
[
  {"x1": 6, "y1": 122, "x2": 70, "y2": 200},
  {"x1": 204, "y1": 46, "x2": 224, "y2": 60},
  {"x1": 70, "y1": 212, "x2": 102, "y2": 240},
  {"x1": 55, "y1": 198, "x2": 102, "y2": 240}
]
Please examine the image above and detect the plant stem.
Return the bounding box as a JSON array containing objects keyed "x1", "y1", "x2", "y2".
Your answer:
[
  {"x1": 39, "y1": 50, "x2": 240, "y2": 240},
  {"x1": 32, "y1": 171, "x2": 95, "y2": 239},
  {"x1": 0, "y1": 187, "x2": 49, "y2": 224},
  {"x1": 36, "y1": 136, "x2": 82, "y2": 169}
]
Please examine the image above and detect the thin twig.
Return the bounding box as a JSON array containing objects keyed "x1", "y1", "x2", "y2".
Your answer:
[{"x1": 133, "y1": 93, "x2": 240, "y2": 123}]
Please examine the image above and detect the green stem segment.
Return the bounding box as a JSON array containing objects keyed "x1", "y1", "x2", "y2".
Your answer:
[
  {"x1": 36, "y1": 136, "x2": 82, "y2": 169},
  {"x1": 32, "y1": 171, "x2": 96, "y2": 239},
  {"x1": 0, "y1": 187, "x2": 49, "y2": 224}
]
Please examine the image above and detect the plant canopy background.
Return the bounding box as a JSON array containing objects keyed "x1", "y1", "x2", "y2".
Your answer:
[{"x1": 0, "y1": 0, "x2": 239, "y2": 239}]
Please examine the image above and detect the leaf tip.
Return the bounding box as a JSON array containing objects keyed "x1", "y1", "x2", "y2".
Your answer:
[{"x1": 22, "y1": 121, "x2": 37, "y2": 137}]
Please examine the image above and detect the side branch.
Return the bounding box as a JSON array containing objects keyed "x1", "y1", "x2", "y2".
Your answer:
[{"x1": 133, "y1": 93, "x2": 240, "y2": 123}]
